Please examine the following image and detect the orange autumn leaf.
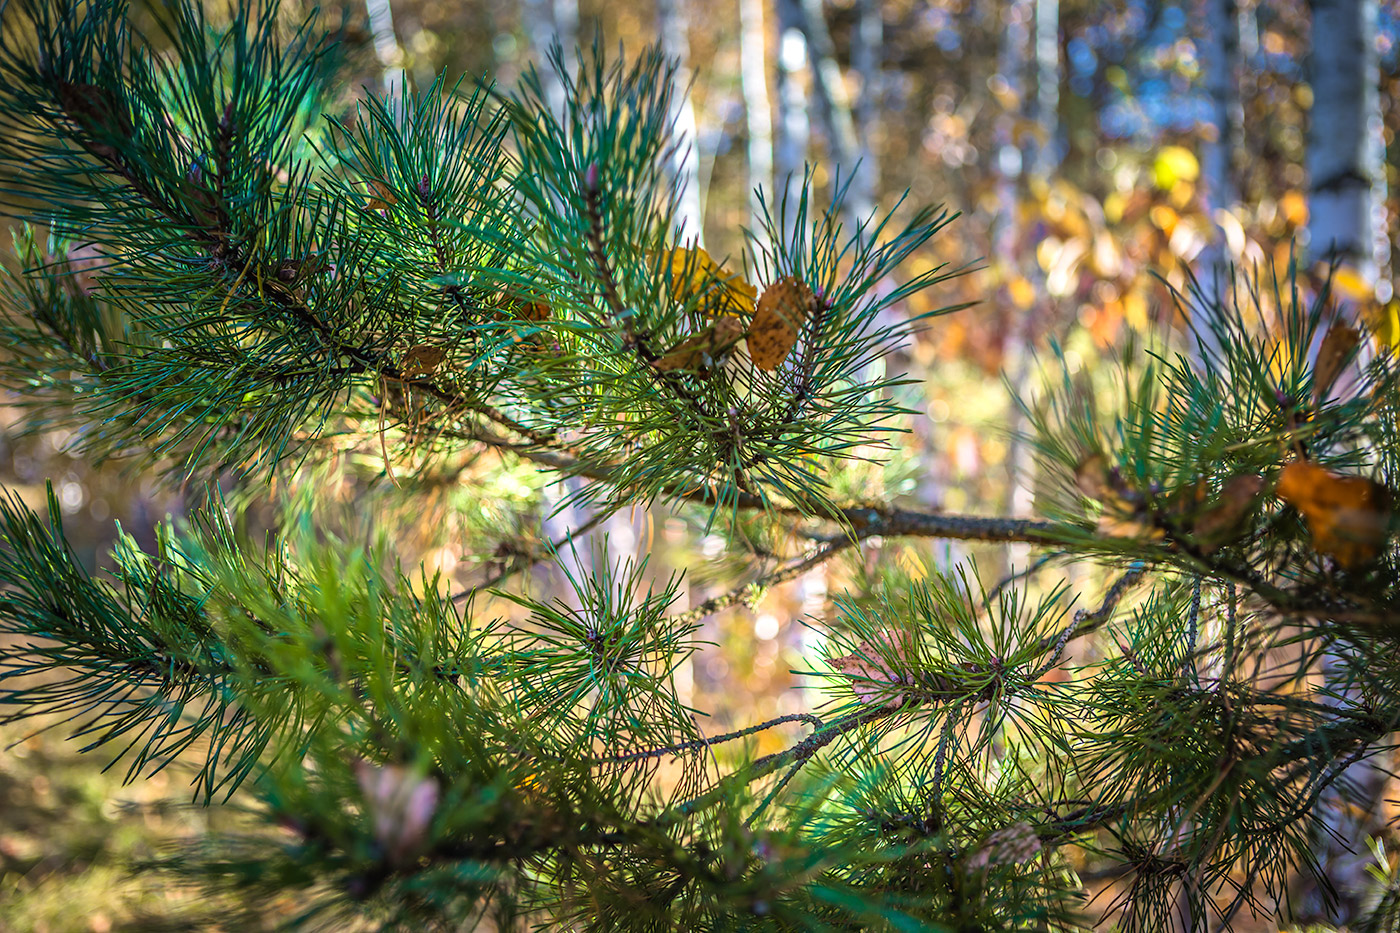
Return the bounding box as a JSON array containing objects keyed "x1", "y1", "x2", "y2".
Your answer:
[
  {"x1": 1275, "y1": 462, "x2": 1391, "y2": 569},
  {"x1": 749, "y1": 276, "x2": 816, "y2": 371}
]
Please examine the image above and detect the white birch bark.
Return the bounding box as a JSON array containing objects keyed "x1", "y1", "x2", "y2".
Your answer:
[
  {"x1": 1193, "y1": 0, "x2": 1242, "y2": 365},
  {"x1": 1302, "y1": 10, "x2": 1388, "y2": 926},
  {"x1": 364, "y1": 0, "x2": 406, "y2": 110},
  {"x1": 739, "y1": 0, "x2": 774, "y2": 253},
  {"x1": 1307, "y1": 0, "x2": 1379, "y2": 276},
  {"x1": 773, "y1": 0, "x2": 809, "y2": 243},
  {"x1": 657, "y1": 0, "x2": 704, "y2": 245},
  {"x1": 521, "y1": 0, "x2": 577, "y2": 120}
]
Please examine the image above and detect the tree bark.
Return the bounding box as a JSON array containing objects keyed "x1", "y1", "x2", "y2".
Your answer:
[
  {"x1": 1306, "y1": 0, "x2": 1380, "y2": 275},
  {"x1": 773, "y1": 0, "x2": 810, "y2": 243},
  {"x1": 657, "y1": 0, "x2": 704, "y2": 245},
  {"x1": 522, "y1": 0, "x2": 578, "y2": 120},
  {"x1": 364, "y1": 0, "x2": 406, "y2": 111},
  {"x1": 798, "y1": 0, "x2": 872, "y2": 229},
  {"x1": 739, "y1": 0, "x2": 774, "y2": 253},
  {"x1": 1302, "y1": 13, "x2": 1389, "y2": 923}
]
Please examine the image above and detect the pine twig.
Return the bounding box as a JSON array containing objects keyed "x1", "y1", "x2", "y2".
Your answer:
[{"x1": 450, "y1": 509, "x2": 610, "y2": 604}]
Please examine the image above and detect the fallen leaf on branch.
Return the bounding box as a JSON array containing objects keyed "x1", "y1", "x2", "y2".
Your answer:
[
  {"x1": 664, "y1": 246, "x2": 756, "y2": 317},
  {"x1": 365, "y1": 177, "x2": 397, "y2": 211},
  {"x1": 1193, "y1": 473, "x2": 1266, "y2": 553},
  {"x1": 827, "y1": 629, "x2": 917, "y2": 710},
  {"x1": 1074, "y1": 455, "x2": 1163, "y2": 540},
  {"x1": 401, "y1": 344, "x2": 447, "y2": 378},
  {"x1": 1313, "y1": 321, "x2": 1360, "y2": 402},
  {"x1": 492, "y1": 290, "x2": 552, "y2": 351},
  {"x1": 749, "y1": 276, "x2": 816, "y2": 371},
  {"x1": 1275, "y1": 461, "x2": 1391, "y2": 569},
  {"x1": 653, "y1": 317, "x2": 747, "y2": 372},
  {"x1": 966, "y1": 821, "x2": 1043, "y2": 871},
  {"x1": 1073, "y1": 453, "x2": 1109, "y2": 501}
]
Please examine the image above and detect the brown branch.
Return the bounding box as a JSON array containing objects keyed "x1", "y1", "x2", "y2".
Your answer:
[
  {"x1": 672, "y1": 538, "x2": 858, "y2": 625},
  {"x1": 1031, "y1": 562, "x2": 1149, "y2": 678},
  {"x1": 449, "y1": 509, "x2": 611, "y2": 605}
]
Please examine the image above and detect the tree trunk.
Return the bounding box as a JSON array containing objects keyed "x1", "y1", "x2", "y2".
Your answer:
[
  {"x1": 739, "y1": 0, "x2": 773, "y2": 253},
  {"x1": 993, "y1": 1, "x2": 1034, "y2": 521},
  {"x1": 657, "y1": 0, "x2": 704, "y2": 245},
  {"x1": 1193, "y1": 0, "x2": 1242, "y2": 365},
  {"x1": 365, "y1": 0, "x2": 406, "y2": 109},
  {"x1": 773, "y1": 0, "x2": 810, "y2": 242},
  {"x1": 521, "y1": 0, "x2": 578, "y2": 119},
  {"x1": 1301, "y1": 10, "x2": 1389, "y2": 926},
  {"x1": 1307, "y1": 0, "x2": 1379, "y2": 275},
  {"x1": 798, "y1": 0, "x2": 872, "y2": 229},
  {"x1": 1031, "y1": 0, "x2": 1059, "y2": 178}
]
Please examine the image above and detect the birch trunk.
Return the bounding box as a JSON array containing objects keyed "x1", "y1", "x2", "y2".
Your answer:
[
  {"x1": 1307, "y1": 0, "x2": 1379, "y2": 275},
  {"x1": 1301, "y1": 9, "x2": 1388, "y2": 926},
  {"x1": 739, "y1": 0, "x2": 774, "y2": 252},
  {"x1": 1193, "y1": 0, "x2": 1241, "y2": 365},
  {"x1": 364, "y1": 0, "x2": 406, "y2": 110},
  {"x1": 521, "y1": 0, "x2": 578, "y2": 120},
  {"x1": 657, "y1": 0, "x2": 704, "y2": 245},
  {"x1": 773, "y1": 0, "x2": 809, "y2": 242},
  {"x1": 798, "y1": 0, "x2": 872, "y2": 229}
]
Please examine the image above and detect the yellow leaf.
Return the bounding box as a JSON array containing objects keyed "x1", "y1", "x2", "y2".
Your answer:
[
  {"x1": 663, "y1": 246, "x2": 757, "y2": 317},
  {"x1": 1152, "y1": 145, "x2": 1200, "y2": 190},
  {"x1": 1279, "y1": 191, "x2": 1309, "y2": 227},
  {"x1": 1149, "y1": 204, "x2": 1180, "y2": 236},
  {"x1": 1007, "y1": 276, "x2": 1036, "y2": 310},
  {"x1": 1333, "y1": 266, "x2": 1373, "y2": 302},
  {"x1": 1366, "y1": 299, "x2": 1400, "y2": 351},
  {"x1": 1313, "y1": 322, "x2": 1360, "y2": 401}
]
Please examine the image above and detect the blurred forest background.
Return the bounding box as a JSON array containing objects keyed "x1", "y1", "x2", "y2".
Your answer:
[{"x1": 2, "y1": 0, "x2": 1400, "y2": 929}]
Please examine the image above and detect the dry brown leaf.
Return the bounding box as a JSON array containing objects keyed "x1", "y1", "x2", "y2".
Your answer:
[
  {"x1": 402, "y1": 344, "x2": 447, "y2": 379},
  {"x1": 966, "y1": 821, "x2": 1043, "y2": 871},
  {"x1": 1073, "y1": 453, "x2": 1109, "y2": 500},
  {"x1": 1193, "y1": 473, "x2": 1266, "y2": 553},
  {"x1": 827, "y1": 629, "x2": 917, "y2": 710},
  {"x1": 749, "y1": 276, "x2": 815, "y2": 371},
  {"x1": 1076, "y1": 458, "x2": 1164, "y2": 540},
  {"x1": 1314, "y1": 322, "x2": 1361, "y2": 401},
  {"x1": 653, "y1": 317, "x2": 747, "y2": 372},
  {"x1": 365, "y1": 178, "x2": 398, "y2": 211},
  {"x1": 1275, "y1": 461, "x2": 1391, "y2": 569},
  {"x1": 491, "y1": 290, "x2": 553, "y2": 351}
]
